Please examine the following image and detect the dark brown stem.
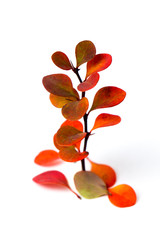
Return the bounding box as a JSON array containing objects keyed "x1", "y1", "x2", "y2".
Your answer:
[{"x1": 72, "y1": 67, "x2": 90, "y2": 171}]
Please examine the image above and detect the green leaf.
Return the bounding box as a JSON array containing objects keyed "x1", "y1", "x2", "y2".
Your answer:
[
  {"x1": 74, "y1": 171, "x2": 108, "y2": 199},
  {"x1": 51, "y1": 51, "x2": 72, "y2": 70},
  {"x1": 42, "y1": 74, "x2": 79, "y2": 99},
  {"x1": 75, "y1": 40, "x2": 96, "y2": 67},
  {"x1": 62, "y1": 97, "x2": 89, "y2": 121}
]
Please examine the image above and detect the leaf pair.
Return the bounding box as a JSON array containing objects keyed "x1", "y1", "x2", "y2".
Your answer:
[
  {"x1": 43, "y1": 74, "x2": 89, "y2": 121},
  {"x1": 53, "y1": 120, "x2": 88, "y2": 162},
  {"x1": 74, "y1": 167, "x2": 136, "y2": 207},
  {"x1": 77, "y1": 53, "x2": 112, "y2": 91},
  {"x1": 52, "y1": 40, "x2": 96, "y2": 70}
]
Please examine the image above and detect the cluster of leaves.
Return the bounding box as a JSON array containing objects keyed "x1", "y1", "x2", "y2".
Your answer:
[{"x1": 33, "y1": 41, "x2": 137, "y2": 208}]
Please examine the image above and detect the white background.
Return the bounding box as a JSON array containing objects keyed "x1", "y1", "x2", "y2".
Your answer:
[{"x1": 1, "y1": 0, "x2": 160, "y2": 239}]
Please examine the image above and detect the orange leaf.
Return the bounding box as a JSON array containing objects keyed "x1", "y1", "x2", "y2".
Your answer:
[
  {"x1": 108, "y1": 184, "x2": 137, "y2": 208},
  {"x1": 34, "y1": 149, "x2": 61, "y2": 166},
  {"x1": 86, "y1": 54, "x2": 112, "y2": 78},
  {"x1": 51, "y1": 51, "x2": 72, "y2": 70},
  {"x1": 33, "y1": 171, "x2": 81, "y2": 199},
  {"x1": 62, "y1": 97, "x2": 89, "y2": 121},
  {"x1": 91, "y1": 113, "x2": 121, "y2": 131},
  {"x1": 49, "y1": 93, "x2": 77, "y2": 108},
  {"x1": 77, "y1": 73, "x2": 100, "y2": 92},
  {"x1": 61, "y1": 120, "x2": 83, "y2": 132},
  {"x1": 89, "y1": 86, "x2": 126, "y2": 113},
  {"x1": 60, "y1": 120, "x2": 83, "y2": 150},
  {"x1": 56, "y1": 125, "x2": 86, "y2": 146},
  {"x1": 59, "y1": 146, "x2": 88, "y2": 162},
  {"x1": 42, "y1": 74, "x2": 79, "y2": 99},
  {"x1": 88, "y1": 159, "x2": 116, "y2": 187},
  {"x1": 75, "y1": 40, "x2": 96, "y2": 67}
]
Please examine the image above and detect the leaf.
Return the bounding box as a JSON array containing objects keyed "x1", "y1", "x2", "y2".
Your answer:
[
  {"x1": 61, "y1": 120, "x2": 83, "y2": 132},
  {"x1": 51, "y1": 51, "x2": 72, "y2": 70},
  {"x1": 91, "y1": 113, "x2": 121, "y2": 131},
  {"x1": 56, "y1": 125, "x2": 86, "y2": 146},
  {"x1": 74, "y1": 171, "x2": 108, "y2": 199},
  {"x1": 60, "y1": 120, "x2": 83, "y2": 150},
  {"x1": 86, "y1": 54, "x2": 112, "y2": 78},
  {"x1": 49, "y1": 94, "x2": 77, "y2": 108},
  {"x1": 75, "y1": 40, "x2": 96, "y2": 67},
  {"x1": 108, "y1": 184, "x2": 137, "y2": 208},
  {"x1": 42, "y1": 74, "x2": 79, "y2": 99},
  {"x1": 33, "y1": 171, "x2": 81, "y2": 199},
  {"x1": 88, "y1": 159, "x2": 116, "y2": 187},
  {"x1": 59, "y1": 146, "x2": 89, "y2": 162},
  {"x1": 77, "y1": 73, "x2": 100, "y2": 92},
  {"x1": 53, "y1": 120, "x2": 83, "y2": 151},
  {"x1": 89, "y1": 87, "x2": 126, "y2": 113},
  {"x1": 34, "y1": 150, "x2": 61, "y2": 166},
  {"x1": 62, "y1": 97, "x2": 89, "y2": 121},
  {"x1": 53, "y1": 133, "x2": 62, "y2": 150}
]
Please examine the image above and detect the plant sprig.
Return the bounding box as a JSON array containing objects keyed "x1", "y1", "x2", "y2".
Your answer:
[{"x1": 33, "y1": 40, "x2": 137, "y2": 208}]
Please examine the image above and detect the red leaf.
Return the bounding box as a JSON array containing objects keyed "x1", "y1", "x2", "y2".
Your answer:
[
  {"x1": 88, "y1": 159, "x2": 116, "y2": 187},
  {"x1": 77, "y1": 73, "x2": 100, "y2": 92},
  {"x1": 75, "y1": 40, "x2": 96, "y2": 67},
  {"x1": 59, "y1": 146, "x2": 89, "y2": 162},
  {"x1": 89, "y1": 86, "x2": 126, "y2": 112},
  {"x1": 62, "y1": 97, "x2": 89, "y2": 121},
  {"x1": 108, "y1": 184, "x2": 137, "y2": 207},
  {"x1": 34, "y1": 150, "x2": 61, "y2": 166},
  {"x1": 86, "y1": 54, "x2": 112, "y2": 78},
  {"x1": 42, "y1": 74, "x2": 79, "y2": 99},
  {"x1": 33, "y1": 171, "x2": 81, "y2": 199},
  {"x1": 56, "y1": 125, "x2": 86, "y2": 146},
  {"x1": 51, "y1": 51, "x2": 72, "y2": 70},
  {"x1": 91, "y1": 113, "x2": 121, "y2": 131}
]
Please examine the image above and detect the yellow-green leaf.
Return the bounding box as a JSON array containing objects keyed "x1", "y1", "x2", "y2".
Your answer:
[{"x1": 74, "y1": 171, "x2": 108, "y2": 199}]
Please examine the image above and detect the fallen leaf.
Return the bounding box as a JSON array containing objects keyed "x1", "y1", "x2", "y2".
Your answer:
[
  {"x1": 74, "y1": 171, "x2": 108, "y2": 199},
  {"x1": 108, "y1": 184, "x2": 137, "y2": 207},
  {"x1": 88, "y1": 159, "x2": 116, "y2": 187},
  {"x1": 34, "y1": 149, "x2": 61, "y2": 166},
  {"x1": 33, "y1": 171, "x2": 81, "y2": 199}
]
